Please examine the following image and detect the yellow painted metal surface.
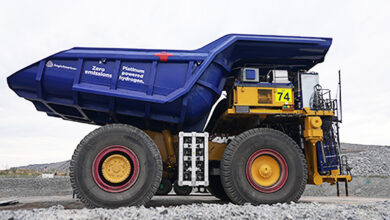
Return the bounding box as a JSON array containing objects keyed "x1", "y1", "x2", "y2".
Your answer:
[
  {"x1": 234, "y1": 86, "x2": 293, "y2": 107},
  {"x1": 275, "y1": 88, "x2": 293, "y2": 103},
  {"x1": 304, "y1": 117, "x2": 323, "y2": 138},
  {"x1": 209, "y1": 142, "x2": 227, "y2": 160},
  {"x1": 144, "y1": 130, "x2": 168, "y2": 162},
  {"x1": 321, "y1": 169, "x2": 352, "y2": 184},
  {"x1": 304, "y1": 116, "x2": 324, "y2": 185},
  {"x1": 227, "y1": 108, "x2": 334, "y2": 116},
  {"x1": 250, "y1": 155, "x2": 281, "y2": 187},
  {"x1": 228, "y1": 87, "x2": 334, "y2": 116},
  {"x1": 102, "y1": 154, "x2": 131, "y2": 183},
  {"x1": 301, "y1": 107, "x2": 335, "y2": 116},
  {"x1": 162, "y1": 130, "x2": 177, "y2": 166},
  {"x1": 228, "y1": 108, "x2": 295, "y2": 114},
  {"x1": 303, "y1": 117, "x2": 351, "y2": 185},
  {"x1": 145, "y1": 130, "x2": 177, "y2": 166},
  {"x1": 141, "y1": 109, "x2": 350, "y2": 187}
]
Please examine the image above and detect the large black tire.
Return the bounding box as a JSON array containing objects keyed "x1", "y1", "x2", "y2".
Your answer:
[
  {"x1": 173, "y1": 181, "x2": 192, "y2": 195},
  {"x1": 70, "y1": 124, "x2": 162, "y2": 208},
  {"x1": 207, "y1": 176, "x2": 230, "y2": 201},
  {"x1": 221, "y1": 128, "x2": 307, "y2": 205},
  {"x1": 156, "y1": 178, "x2": 172, "y2": 195}
]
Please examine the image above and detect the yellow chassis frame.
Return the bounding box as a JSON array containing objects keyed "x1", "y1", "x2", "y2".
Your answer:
[
  {"x1": 225, "y1": 107, "x2": 351, "y2": 185},
  {"x1": 144, "y1": 107, "x2": 351, "y2": 186}
]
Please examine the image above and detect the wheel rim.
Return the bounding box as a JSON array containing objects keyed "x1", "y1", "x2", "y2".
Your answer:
[
  {"x1": 246, "y1": 149, "x2": 288, "y2": 193},
  {"x1": 102, "y1": 154, "x2": 131, "y2": 184},
  {"x1": 92, "y1": 145, "x2": 140, "y2": 192}
]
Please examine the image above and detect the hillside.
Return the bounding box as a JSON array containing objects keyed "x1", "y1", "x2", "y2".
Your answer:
[{"x1": 16, "y1": 160, "x2": 70, "y2": 173}]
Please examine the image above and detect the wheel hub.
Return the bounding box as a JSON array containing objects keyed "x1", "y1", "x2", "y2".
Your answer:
[
  {"x1": 251, "y1": 155, "x2": 280, "y2": 187},
  {"x1": 102, "y1": 154, "x2": 131, "y2": 183},
  {"x1": 92, "y1": 145, "x2": 140, "y2": 193},
  {"x1": 246, "y1": 149, "x2": 288, "y2": 193},
  {"x1": 258, "y1": 164, "x2": 272, "y2": 178}
]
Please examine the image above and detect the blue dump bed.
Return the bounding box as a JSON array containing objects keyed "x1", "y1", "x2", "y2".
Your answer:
[{"x1": 7, "y1": 34, "x2": 332, "y2": 132}]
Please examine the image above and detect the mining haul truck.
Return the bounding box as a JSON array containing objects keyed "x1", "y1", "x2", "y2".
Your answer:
[{"x1": 7, "y1": 34, "x2": 352, "y2": 208}]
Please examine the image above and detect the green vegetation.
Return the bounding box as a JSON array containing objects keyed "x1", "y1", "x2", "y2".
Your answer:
[{"x1": 0, "y1": 168, "x2": 41, "y2": 178}]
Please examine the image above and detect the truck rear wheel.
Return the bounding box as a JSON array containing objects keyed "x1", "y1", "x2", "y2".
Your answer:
[
  {"x1": 156, "y1": 178, "x2": 172, "y2": 195},
  {"x1": 173, "y1": 181, "x2": 192, "y2": 195},
  {"x1": 70, "y1": 124, "x2": 162, "y2": 208},
  {"x1": 220, "y1": 128, "x2": 307, "y2": 205}
]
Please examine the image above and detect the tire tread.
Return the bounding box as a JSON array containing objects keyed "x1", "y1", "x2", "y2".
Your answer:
[
  {"x1": 220, "y1": 128, "x2": 307, "y2": 204},
  {"x1": 70, "y1": 124, "x2": 162, "y2": 208}
]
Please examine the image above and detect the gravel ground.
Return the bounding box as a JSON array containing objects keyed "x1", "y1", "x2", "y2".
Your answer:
[
  {"x1": 341, "y1": 143, "x2": 390, "y2": 177},
  {"x1": 303, "y1": 176, "x2": 390, "y2": 198},
  {"x1": 1, "y1": 176, "x2": 389, "y2": 199},
  {"x1": 0, "y1": 201, "x2": 389, "y2": 220},
  {"x1": 0, "y1": 177, "x2": 71, "y2": 198}
]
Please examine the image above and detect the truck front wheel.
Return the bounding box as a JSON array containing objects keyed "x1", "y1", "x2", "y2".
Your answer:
[
  {"x1": 70, "y1": 124, "x2": 162, "y2": 208},
  {"x1": 220, "y1": 128, "x2": 307, "y2": 205}
]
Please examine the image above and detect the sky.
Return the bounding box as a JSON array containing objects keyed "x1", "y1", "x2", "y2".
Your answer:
[{"x1": 0, "y1": 0, "x2": 389, "y2": 169}]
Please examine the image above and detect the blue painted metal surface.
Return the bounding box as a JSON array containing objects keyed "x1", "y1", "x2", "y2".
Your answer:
[
  {"x1": 316, "y1": 142, "x2": 339, "y2": 172},
  {"x1": 7, "y1": 34, "x2": 332, "y2": 132}
]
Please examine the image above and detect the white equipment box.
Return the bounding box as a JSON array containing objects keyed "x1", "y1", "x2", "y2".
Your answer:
[{"x1": 178, "y1": 132, "x2": 209, "y2": 187}]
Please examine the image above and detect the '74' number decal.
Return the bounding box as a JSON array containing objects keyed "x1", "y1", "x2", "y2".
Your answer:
[{"x1": 275, "y1": 89, "x2": 292, "y2": 102}]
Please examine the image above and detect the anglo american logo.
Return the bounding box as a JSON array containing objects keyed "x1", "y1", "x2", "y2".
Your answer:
[
  {"x1": 46, "y1": 60, "x2": 54, "y2": 68},
  {"x1": 46, "y1": 60, "x2": 76, "y2": 71}
]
